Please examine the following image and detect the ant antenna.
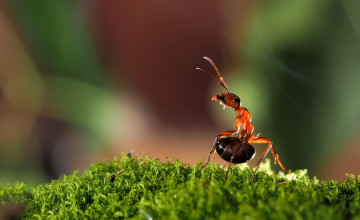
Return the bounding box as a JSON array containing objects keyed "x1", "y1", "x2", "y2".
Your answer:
[
  {"x1": 196, "y1": 67, "x2": 229, "y2": 92},
  {"x1": 196, "y1": 57, "x2": 230, "y2": 93},
  {"x1": 203, "y1": 57, "x2": 230, "y2": 93}
]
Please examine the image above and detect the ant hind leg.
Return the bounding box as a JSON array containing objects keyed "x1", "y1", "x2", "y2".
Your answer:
[{"x1": 248, "y1": 137, "x2": 292, "y2": 183}]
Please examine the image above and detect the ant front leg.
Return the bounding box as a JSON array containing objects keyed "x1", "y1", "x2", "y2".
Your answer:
[
  {"x1": 248, "y1": 136, "x2": 292, "y2": 183},
  {"x1": 219, "y1": 109, "x2": 253, "y2": 137},
  {"x1": 217, "y1": 118, "x2": 242, "y2": 137}
]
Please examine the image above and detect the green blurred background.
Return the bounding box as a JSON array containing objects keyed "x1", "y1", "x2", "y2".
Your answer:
[{"x1": 0, "y1": 0, "x2": 359, "y2": 184}]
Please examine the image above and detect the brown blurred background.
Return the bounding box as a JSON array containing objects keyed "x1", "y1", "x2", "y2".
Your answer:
[{"x1": 0, "y1": 0, "x2": 360, "y2": 184}]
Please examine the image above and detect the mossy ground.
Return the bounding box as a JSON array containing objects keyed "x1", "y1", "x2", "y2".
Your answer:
[{"x1": 1, "y1": 155, "x2": 360, "y2": 219}]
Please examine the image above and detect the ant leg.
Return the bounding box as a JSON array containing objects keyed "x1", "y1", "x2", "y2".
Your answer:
[
  {"x1": 201, "y1": 137, "x2": 218, "y2": 169},
  {"x1": 218, "y1": 118, "x2": 242, "y2": 136},
  {"x1": 219, "y1": 114, "x2": 253, "y2": 137},
  {"x1": 225, "y1": 157, "x2": 234, "y2": 181},
  {"x1": 224, "y1": 144, "x2": 242, "y2": 180},
  {"x1": 201, "y1": 150, "x2": 216, "y2": 169},
  {"x1": 248, "y1": 137, "x2": 292, "y2": 183}
]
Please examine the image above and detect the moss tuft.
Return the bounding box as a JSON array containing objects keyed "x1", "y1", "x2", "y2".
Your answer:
[{"x1": 1, "y1": 154, "x2": 360, "y2": 219}]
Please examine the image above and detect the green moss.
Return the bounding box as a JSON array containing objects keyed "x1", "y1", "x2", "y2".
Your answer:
[{"x1": 1, "y1": 155, "x2": 360, "y2": 219}]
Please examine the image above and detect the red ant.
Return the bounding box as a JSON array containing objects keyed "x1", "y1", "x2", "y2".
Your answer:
[{"x1": 197, "y1": 57, "x2": 292, "y2": 182}]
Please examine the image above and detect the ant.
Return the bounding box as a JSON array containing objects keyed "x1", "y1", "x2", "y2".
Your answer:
[{"x1": 196, "y1": 56, "x2": 292, "y2": 182}]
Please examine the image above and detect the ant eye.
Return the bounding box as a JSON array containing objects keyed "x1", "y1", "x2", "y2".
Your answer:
[{"x1": 233, "y1": 97, "x2": 240, "y2": 103}]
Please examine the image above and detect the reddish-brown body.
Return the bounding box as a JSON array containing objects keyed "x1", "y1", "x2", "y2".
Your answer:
[{"x1": 197, "y1": 56, "x2": 292, "y2": 182}]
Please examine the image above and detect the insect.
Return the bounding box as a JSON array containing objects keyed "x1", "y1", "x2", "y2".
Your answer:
[{"x1": 196, "y1": 56, "x2": 292, "y2": 182}]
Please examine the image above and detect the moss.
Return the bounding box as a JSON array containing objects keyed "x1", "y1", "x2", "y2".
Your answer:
[{"x1": 1, "y1": 155, "x2": 360, "y2": 219}]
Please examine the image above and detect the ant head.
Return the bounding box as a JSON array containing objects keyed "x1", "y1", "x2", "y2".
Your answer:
[
  {"x1": 212, "y1": 93, "x2": 241, "y2": 109},
  {"x1": 196, "y1": 56, "x2": 241, "y2": 109}
]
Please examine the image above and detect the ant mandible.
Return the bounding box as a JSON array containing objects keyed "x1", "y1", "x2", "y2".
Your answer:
[{"x1": 196, "y1": 56, "x2": 292, "y2": 182}]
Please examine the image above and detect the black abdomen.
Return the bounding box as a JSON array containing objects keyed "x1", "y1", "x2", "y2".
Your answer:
[{"x1": 214, "y1": 136, "x2": 255, "y2": 164}]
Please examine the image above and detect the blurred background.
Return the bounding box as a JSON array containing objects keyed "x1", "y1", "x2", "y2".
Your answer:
[{"x1": 0, "y1": 0, "x2": 360, "y2": 184}]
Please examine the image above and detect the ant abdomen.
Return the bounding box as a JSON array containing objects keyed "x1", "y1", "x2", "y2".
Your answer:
[{"x1": 214, "y1": 136, "x2": 256, "y2": 164}]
